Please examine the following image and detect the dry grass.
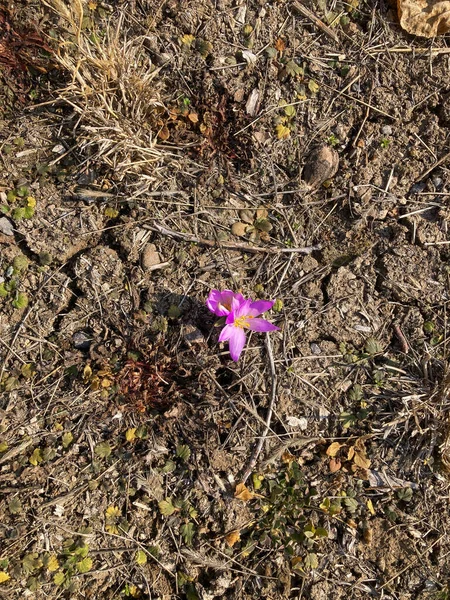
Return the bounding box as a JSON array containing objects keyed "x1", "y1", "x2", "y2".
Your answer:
[{"x1": 43, "y1": 0, "x2": 180, "y2": 185}]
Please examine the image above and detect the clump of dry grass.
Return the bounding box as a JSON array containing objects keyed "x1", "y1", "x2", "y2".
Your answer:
[{"x1": 43, "y1": 0, "x2": 179, "y2": 183}]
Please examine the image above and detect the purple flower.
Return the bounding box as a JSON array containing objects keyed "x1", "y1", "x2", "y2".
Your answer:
[
  {"x1": 206, "y1": 289, "x2": 245, "y2": 317},
  {"x1": 218, "y1": 298, "x2": 280, "y2": 362}
]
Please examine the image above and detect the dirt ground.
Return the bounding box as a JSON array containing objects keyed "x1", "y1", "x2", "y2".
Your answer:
[{"x1": 1, "y1": 0, "x2": 450, "y2": 598}]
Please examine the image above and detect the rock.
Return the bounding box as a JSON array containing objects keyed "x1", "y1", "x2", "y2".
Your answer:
[
  {"x1": 72, "y1": 331, "x2": 93, "y2": 350},
  {"x1": 0, "y1": 217, "x2": 14, "y2": 236},
  {"x1": 141, "y1": 243, "x2": 162, "y2": 271},
  {"x1": 302, "y1": 145, "x2": 339, "y2": 188}
]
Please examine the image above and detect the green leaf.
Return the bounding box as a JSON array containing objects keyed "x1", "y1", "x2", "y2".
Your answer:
[
  {"x1": 22, "y1": 553, "x2": 41, "y2": 574},
  {"x1": 284, "y1": 60, "x2": 303, "y2": 77},
  {"x1": 344, "y1": 497, "x2": 358, "y2": 513},
  {"x1": 314, "y1": 527, "x2": 328, "y2": 538},
  {"x1": 8, "y1": 497, "x2": 22, "y2": 514},
  {"x1": 396, "y1": 487, "x2": 413, "y2": 502},
  {"x1": 161, "y1": 460, "x2": 176, "y2": 473},
  {"x1": 308, "y1": 79, "x2": 319, "y2": 94},
  {"x1": 94, "y1": 442, "x2": 111, "y2": 458},
  {"x1": 23, "y1": 206, "x2": 35, "y2": 219},
  {"x1": 159, "y1": 499, "x2": 176, "y2": 516},
  {"x1": 284, "y1": 104, "x2": 296, "y2": 118},
  {"x1": 135, "y1": 550, "x2": 147, "y2": 565},
  {"x1": 53, "y1": 572, "x2": 66, "y2": 586},
  {"x1": 348, "y1": 384, "x2": 363, "y2": 402},
  {"x1": 339, "y1": 411, "x2": 356, "y2": 429},
  {"x1": 176, "y1": 444, "x2": 191, "y2": 461},
  {"x1": 76, "y1": 557, "x2": 92, "y2": 573},
  {"x1": 181, "y1": 522, "x2": 195, "y2": 545},
  {"x1": 12, "y1": 292, "x2": 29, "y2": 310},
  {"x1": 365, "y1": 337, "x2": 383, "y2": 355}
]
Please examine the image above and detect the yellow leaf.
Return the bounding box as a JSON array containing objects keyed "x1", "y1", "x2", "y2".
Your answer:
[
  {"x1": 225, "y1": 530, "x2": 240, "y2": 547},
  {"x1": 326, "y1": 442, "x2": 341, "y2": 457},
  {"x1": 275, "y1": 124, "x2": 290, "y2": 139},
  {"x1": 27, "y1": 196, "x2": 36, "y2": 208},
  {"x1": 125, "y1": 428, "x2": 136, "y2": 442},
  {"x1": 367, "y1": 499, "x2": 375, "y2": 515},
  {"x1": 105, "y1": 505, "x2": 121, "y2": 519},
  {"x1": 29, "y1": 447, "x2": 42, "y2": 466},
  {"x1": 353, "y1": 450, "x2": 371, "y2": 469},
  {"x1": 180, "y1": 34, "x2": 195, "y2": 46},
  {"x1": 135, "y1": 549, "x2": 147, "y2": 565},
  {"x1": 83, "y1": 364, "x2": 92, "y2": 381},
  {"x1": 234, "y1": 482, "x2": 254, "y2": 502},
  {"x1": 46, "y1": 555, "x2": 59, "y2": 572},
  {"x1": 347, "y1": 446, "x2": 355, "y2": 461},
  {"x1": 308, "y1": 79, "x2": 319, "y2": 94},
  {"x1": 0, "y1": 572, "x2": 10, "y2": 583}
]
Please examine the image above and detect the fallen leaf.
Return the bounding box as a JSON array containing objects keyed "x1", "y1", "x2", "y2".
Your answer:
[
  {"x1": 246, "y1": 88, "x2": 260, "y2": 116},
  {"x1": 0, "y1": 572, "x2": 10, "y2": 583},
  {"x1": 326, "y1": 441, "x2": 341, "y2": 457},
  {"x1": 274, "y1": 38, "x2": 286, "y2": 52},
  {"x1": 241, "y1": 50, "x2": 257, "y2": 64},
  {"x1": 353, "y1": 449, "x2": 371, "y2": 469},
  {"x1": 275, "y1": 124, "x2": 290, "y2": 139},
  {"x1": 234, "y1": 482, "x2": 254, "y2": 502},
  {"x1": 225, "y1": 530, "x2": 240, "y2": 547},
  {"x1": 329, "y1": 457, "x2": 341, "y2": 473},
  {"x1": 231, "y1": 222, "x2": 249, "y2": 237},
  {"x1": 397, "y1": 0, "x2": 450, "y2": 37}
]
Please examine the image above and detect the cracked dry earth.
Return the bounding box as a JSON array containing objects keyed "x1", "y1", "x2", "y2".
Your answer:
[{"x1": 1, "y1": 0, "x2": 450, "y2": 599}]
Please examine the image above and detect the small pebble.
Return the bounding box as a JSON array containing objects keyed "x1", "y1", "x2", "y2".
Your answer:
[
  {"x1": 73, "y1": 331, "x2": 93, "y2": 350},
  {"x1": 381, "y1": 125, "x2": 392, "y2": 136},
  {"x1": 302, "y1": 145, "x2": 339, "y2": 188},
  {"x1": 0, "y1": 217, "x2": 14, "y2": 236}
]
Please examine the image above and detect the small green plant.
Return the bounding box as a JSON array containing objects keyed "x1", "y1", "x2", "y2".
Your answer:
[
  {"x1": 234, "y1": 460, "x2": 328, "y2": 572},
  {"x1": 1, "y1": 186, "x2": 36, "y2": 220},
  {"x1": 380, "y1": 138, "x2": 390, "y2": 149},
  {"x1": 327, "y1": 134, "x2": 339, "y2": 146},
  {"x1": 53, "y1": 538, "x2": 93, "y2": 590}
]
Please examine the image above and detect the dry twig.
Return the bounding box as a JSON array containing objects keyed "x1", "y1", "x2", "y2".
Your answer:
[{"x1": 146, "y1": 222, "x2": 320, "y2": 255}]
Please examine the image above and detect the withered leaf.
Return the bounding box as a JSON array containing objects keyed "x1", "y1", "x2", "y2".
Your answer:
[
  {"x1": 326, "y1": 442, "x2": 341, "y2": 457},
  {"x1": 234, "y1": 482, "x2": 254, "y2": 502},
  {"x1": 225, "y1": 530, "x2": 241, "y2": 547},
  {"x1": 397, "y1": 0, "x2": 450, "y2": 37},
  {"x1": 329, "y1": 458, "x2": 341, "y2": 473}
]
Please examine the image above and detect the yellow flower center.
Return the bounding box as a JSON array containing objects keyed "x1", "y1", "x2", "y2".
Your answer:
[{"x1": 234, "y1": 315, "x2": 253, "y2": 329}]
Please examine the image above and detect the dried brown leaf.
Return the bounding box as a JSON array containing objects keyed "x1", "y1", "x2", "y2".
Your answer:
[
  {"x1": 234, "y1": 483, "x2": 254, "y2": 502},
  {"x1": 225, "y1": 530, "x2": 241, "y2": 547},
  {"x1": 397, "y1": 0, "x2": 450, "y2": 37},
  {"x1": 231, "y1": 222, "x2": 249, "y2": 237},
  {"x1": 326, "y1": 442, "x2": 342, "y2": 457}
]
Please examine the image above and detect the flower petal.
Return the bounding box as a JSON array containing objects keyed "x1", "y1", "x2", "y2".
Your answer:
[
  {"x1": 228, "y1": 327, "x2": 247, "y2": 361},
  {"x1": 247, "y1": 300, "x2": 275, "y2": 316},
  {"x1": 218, "y1": 324, "x2": 234, "y2": 342},
  {"x1": 233, "y1": 298, "x2": 253, "y2": 318},
  {"x1": 207, "y1": 290, "x2": 245, "y2": 316},
  {"x1": 246, "y1": 318, "x2": 280, "y2": 332},
  {"x1": 206, "y1": 290, "x2": 222, "y2": 314}
]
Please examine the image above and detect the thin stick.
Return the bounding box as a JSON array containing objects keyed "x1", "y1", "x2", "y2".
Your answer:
[
  {"x1": 241, "y1": 334, "x2": 278, "y2": 483},
  {"x1": 415, "y1": 150, "x2": 450, "y2": 182},
  {"x1": 291, "y1": 1, "x2": 340, "y2": 43},
  {"x1": 146, "y1": 222, "x2": 320, "y2": 255}
]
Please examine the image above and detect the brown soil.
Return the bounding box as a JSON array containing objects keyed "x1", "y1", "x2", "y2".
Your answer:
[{"x1": 1, "y1": 1, "x2": 450, "y2": 599}]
